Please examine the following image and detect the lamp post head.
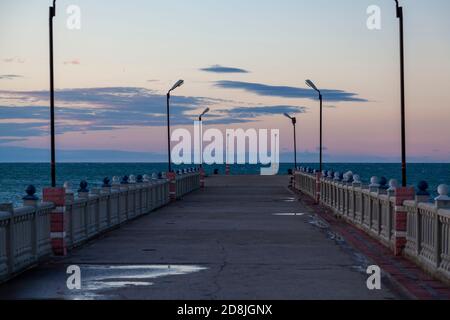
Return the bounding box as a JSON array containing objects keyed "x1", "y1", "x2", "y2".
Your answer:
[
  {"x1": 50, "y1": 0, "x2": 56, "y2": 17},
  {"x1": 169, "y1": 79, "x2": 184, "y2": 92},
  {"x1": 305, "y1": 79, "x2": 318, "y2": 91},
  {"x1": 199, "y1": 107, "x2": 210, "y2": 121},
  {"x1": 394, "y1": 0, "x2": 403, "y2": 18},
  {"x1": 201, "y1": 107, "x2": 210, "y2": 116},
  {"x1": 284, "y1": 113, "x2": 296, "y2": 125}
]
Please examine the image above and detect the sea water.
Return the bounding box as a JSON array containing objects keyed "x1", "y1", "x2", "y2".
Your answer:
[{"x1": 0, "y1": 163, "x2": 448, "y2": 206}]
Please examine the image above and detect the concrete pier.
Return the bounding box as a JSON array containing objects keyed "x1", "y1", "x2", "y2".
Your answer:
[{"x1": 0, "y1": 175, "x2": 403, "y2": 300}]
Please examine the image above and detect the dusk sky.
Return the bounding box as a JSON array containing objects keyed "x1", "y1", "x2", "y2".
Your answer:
[{"x1": 1, "y1": 0, "x2": 449, "y2": 162}]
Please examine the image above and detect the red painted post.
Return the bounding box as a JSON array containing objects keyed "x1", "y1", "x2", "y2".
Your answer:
[
  {"x1": 315, "y1": 172, "x2": 322, "y2": 204},
  {"x1": 393, "y1": 187, "x2": 415, "y2": 256},
  {"x1": 167, "y1": 172, "x2": 177, "y2": 202},
  {"x1": 225, "y1": 164, "x2": 230, "y2": 176},
  {"x1": 43, "y1": 187, "x2": 67, "y2": 256}
]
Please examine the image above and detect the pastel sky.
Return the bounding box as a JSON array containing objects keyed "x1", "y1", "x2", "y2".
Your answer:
[{"x1": 1, "y1": 0, "x2": 449, "y2": 162}]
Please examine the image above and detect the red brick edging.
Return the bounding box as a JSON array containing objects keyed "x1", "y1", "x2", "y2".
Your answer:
[{"x1": 299, "y1": 193, "x2": 450, "y2": 300}]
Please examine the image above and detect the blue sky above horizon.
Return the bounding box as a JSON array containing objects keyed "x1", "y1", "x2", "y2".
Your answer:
[{"x1": 1, "y1": 0, "x2": 450, "y2": 162}]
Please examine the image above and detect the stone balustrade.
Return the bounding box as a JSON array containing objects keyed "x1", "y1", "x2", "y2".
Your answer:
[
  {"x1": 0, "y1": 202, "x2": 54, "y2": 283},
  {"x1": 293, "y1": 168, "x2": 450, "y2": 284},
  {"x1": 0, "y1": 169, "x2": 201, "y2": 283},
  {"x1": 176, "y1": 168, "x2": 201, "y2": 199}
]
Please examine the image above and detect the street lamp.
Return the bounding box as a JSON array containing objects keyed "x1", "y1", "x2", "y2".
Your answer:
[
  {"x1": 198, "y1": 108, "x2": 210, "y2": 168},
  {"x1": 394, "y1": 0, "x2": 407, "y2": 187},
  {"x1": 305, "y1": 79, "x2": 323, "y2": 172},
  {"x1": 199, "y1": 107, "x2": 210, "y2": 122},
  {"x1": 166, "y1": 80, "x2": 184, "y2": 172},
  {"x1": 49, "y1": 0, "x2": 57, "y2": 187},
  {"x1": 284, "y1": 113, "x2": 298, "y2": 169}
]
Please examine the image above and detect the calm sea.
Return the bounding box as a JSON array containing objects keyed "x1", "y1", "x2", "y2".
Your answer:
[{"x1": 0, "y1": 163, "x2": 448, "y2": 206}]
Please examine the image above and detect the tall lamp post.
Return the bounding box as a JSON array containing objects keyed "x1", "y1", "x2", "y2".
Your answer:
[
  {"x1": 284, "y1": 113, "x2": 298, "y2": 169},
  {"x1": 49, "y1": 0, "x2": 57, "y2": 187},
  {"x1": 198, "y1": 108, "x2": 210, "y2": 168},
  {"x1": 395, "y1": 0, "x2": 407, "y2": 187},
  {"x1": 199, "y1": 107, "x2": 210, "y2": 122},
  {"x1": 305, "y1": 79, "x2": 323, "y2": 172},
  {"x1": 166, "y1": 80, "x2": 184, "y2": 173}
]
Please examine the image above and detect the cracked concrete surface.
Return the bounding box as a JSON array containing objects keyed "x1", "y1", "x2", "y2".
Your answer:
[{"x1": 0, "y1": 176, "x2": 401, "y2": 300}]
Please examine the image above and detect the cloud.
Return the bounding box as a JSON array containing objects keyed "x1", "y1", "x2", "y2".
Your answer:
[
  {"x1": 0, "y1": 138, "x2": 27, "y2": 144},
  {"x1": 0, "y1": 87, "x2": 213, "y2": 136},
  {"x1": 0, "y1": 87, "x2": 314, "y2": 141},
  {"x1": 2, "y1": 57, "x2": 25, "y2": 64},
  {"x1": 219, "y1": 105, "x2": 307, "y2": 119},
  {"x1": 214, "y1": 80, "x2": 367, "y2": 102},
  {"x1": 0, "y1": 74, "x2": 23, "y2": 80},
  {"x1": 200, "y1": 65, "x2": 249, "y2": 74},
  {"x1": 63, "y1": 59, "x2": 80, "y2": 65}
]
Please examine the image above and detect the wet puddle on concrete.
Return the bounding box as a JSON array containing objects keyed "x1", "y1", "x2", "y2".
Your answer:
[
  {"x1": 69, "y1": 265, "x2": 207, "y2": 299},
  {"x1": 277, "y1": 198, "x2": 297, "y2": 202},
  {"x1": 273, "y1": 213, "x2": 306, "y2": 216}
]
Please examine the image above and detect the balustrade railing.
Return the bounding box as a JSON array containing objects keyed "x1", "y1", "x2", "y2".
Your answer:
[
  {"x1": 0, "y1": 169, "x2": 201, "y2": 283},
  {"x1": 292, "y1": 168, "x2": 450, "y2": 284}
]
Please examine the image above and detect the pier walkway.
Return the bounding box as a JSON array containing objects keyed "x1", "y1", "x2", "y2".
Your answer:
[{"x1": 0, "y1": 175, "x2": 406, "y2": 300}]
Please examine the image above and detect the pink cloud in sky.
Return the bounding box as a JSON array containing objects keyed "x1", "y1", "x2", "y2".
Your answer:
[
  {"x1": 63, "y1": 59, "x2": 80, "y2": 65},
  {"x1": 2, "y1": 57, "x2": 25, "y2": 64}
]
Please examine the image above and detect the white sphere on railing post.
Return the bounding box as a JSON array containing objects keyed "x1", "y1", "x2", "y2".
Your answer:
[
  {"x1": 64, "y1": 181, "x2": 73, "y2": 194},
  {"x1": 435, "y1": 184, "x2": 450, "y2": 209},
  {"x1": 369, "y1": 176, "x2": 380, "y2": 192},
  {"x1": 387, "y1": 179, "x2": 398, "y2": 197},
  {"x1": 352, "y1": 174, "x2": 362, "y2": 188},
  {"x1": 64, "y1": 181, "x2": 75, "y2": 202},
  {"x1": 112, "y1": 176, "x2": 121, "y2": 191},
  {"x1": 343, "y1": 171, "x2": 354, "y2": 184},
  {"x1": 334, "y1": 172, "x2": 341, "y2": 182},
  {"x1": 328, "y1": 171, "x2": 334, "y2": 179}
]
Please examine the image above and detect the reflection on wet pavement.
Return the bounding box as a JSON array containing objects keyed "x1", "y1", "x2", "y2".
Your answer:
[
  {"x1": 71, "y1": 265, "x2": 207, "y2": 299},
  {"x1": 273, "y1": 213, "x2": 305, "y2": 216}
]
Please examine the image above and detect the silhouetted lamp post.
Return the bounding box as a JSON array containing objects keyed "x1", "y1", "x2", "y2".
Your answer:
[
  {"x1": 395, "y1": 0, "x2": 407, "y2": 187},
  {"x1": 49, "y1": 0, "x2": 57, "y2": 187},
  {"x1": 199, "y1": 107, "x2": 210, "y2": 122},
  {"x1": 166, "y1": 80, "x2": 184, "y2": 173},
  {"x1": 198, "y1": 108, "x2": 210, "y2": 167},
  {"x1": 305, "y1": 79, "x2": 323, "y2": 172},
  {"x1": 284, "y1": 113, "x2": 298, "y2": 169}
]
